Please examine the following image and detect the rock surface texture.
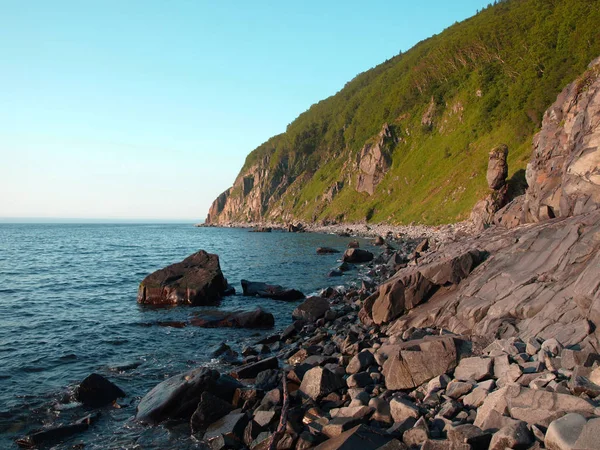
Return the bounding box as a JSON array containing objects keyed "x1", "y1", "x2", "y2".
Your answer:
[{"x1": 137, "y1": 250, "x2": 229, "y2": 306}]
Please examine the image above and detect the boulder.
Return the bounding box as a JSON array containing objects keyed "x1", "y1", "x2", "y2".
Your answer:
[
  {"x1": 299, "y1": 367, "x2": 345, "y2": 401},
  {"x1": 75, "y1": 373, "x2": 125, "y2": 408},
  {"x1": 317, "y1": 247, "x2": 340, "y2": 254},
  {"x1": 346, "y1": 350, "x2": 375, "y2": 375},
  {"x1": 454, "y1": 357, "x2": 493, "y2": 381},
  {"x1": 545, "y1": 413, "x2": 587, "y2": 450},
  {"x1": 190, "y1": 391, "x2": 233, "y2": 434},
  {"x1": 204, "y1": 412, "x2": 249, "y2": 449},
  {"x1": 190, "y1": 308, "x2": 274, "y2": 329},
  {"x1": 241, "y1": 279, "x2": 305, "y2": 301},
  {"x1": 16, "y1": 414, "x2": 99, "y2": 448},
  {"x1": 488, "y1": 421, "x2": 532, "y2": 450},
  {"x1": 292, "y1": 297, "x2": 331, "y2": 322},
  {"x1": 389, "y1": 397, "x2": 421, "y2": 423},
  {"x1": 231, "y1": 356, "x2": 279, "y2": 379},
  {"x1": 342, "y1": 248, "x2": 374, "y2": 263},
  {"x1": 137, "y1": 250, "x2": 229, "y2": 305},
  {"x1": 313, "y1": 424, "x2": 393, "y2": 450},
  {"x1": 382, "y1": 336, "x2": 465, "y2": 390},
  {"x1": 136, "y1": 367, "x2": 226, "y2": 423}
]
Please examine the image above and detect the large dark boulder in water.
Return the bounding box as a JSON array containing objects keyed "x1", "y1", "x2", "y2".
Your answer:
[
  {"x1": 136, "y1": 368, "x2": 241, "y2": 424},
  {"x1": 190, "y1": 308, "x2": 274, "y2": 329},
  {"x1": 292, "y1": 297, "x2": 330, "y2": 322},
  {"x1": 137, "y1": 250, "x2": 229, "y2": 306},
  {"x1": 241, "y1": 279, "x2": 305, "y2": 301},
  {"x1": 342, "y1": 248, "x2": 374, "y2": 263},
  {"x1": 75, "y1": 373, "x2": 125, "y2": 407}
]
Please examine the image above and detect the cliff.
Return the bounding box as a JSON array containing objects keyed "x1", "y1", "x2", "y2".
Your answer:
[{"x1": 206, "y1": 0, "x2": 600, "y2": 226}]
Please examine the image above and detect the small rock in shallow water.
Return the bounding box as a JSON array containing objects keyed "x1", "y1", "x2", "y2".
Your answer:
[{"x1": 75, "y1": 373, "x2": 125, "y2": 408}]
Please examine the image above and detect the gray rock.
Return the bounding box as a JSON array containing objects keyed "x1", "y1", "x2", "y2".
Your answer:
[
  {"x1": 231, "y1": 356, "x2": 279, "y2": 379},
  {"x1": 313, "y1": 424, "x2": 393, "y2": 450},
  {"x1": 342, "y1": 249, "x2": 374, "y2": 263},
  {"x1": 190, "y1": 391, "x2": 233, "y2": 434},
  {"x1": 292, "y1": 297, "x2": 331, "y2": 322},
  {"x1": 346, "y1": 350, "x2": 375, "y2": 375},
  {"x1": 574, "y1": 417, "x2": 600, "y2": 450},
  {"x1": 299, "y1": 367, "x2": 345, "y2": 401},
  {"x1": 454, "y1": 357, "x2": 493, "y2": 381},
  {"x1": 545, "y1": 413, "x2": 588, "y2": 450},
  {"x1": 446, "y1": 424, "x2": 491, "y2": 449},
  {"x1": 403, "y1": 417, "x2": 429, "y2": 447},
  {"x1": 488, "y1": 421, "x2": 532, "y2": 450},
  {"x1": 389, "y1": 397, "x2": 420, "y2": 423},
  {"x1": 204, "y1": 412, "x2": 249, "y2": 449}
]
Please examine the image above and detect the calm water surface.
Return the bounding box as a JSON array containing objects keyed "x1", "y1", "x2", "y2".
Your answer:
[{"x1": 0, "y1": 224, "x2": 374, "y2": 448}]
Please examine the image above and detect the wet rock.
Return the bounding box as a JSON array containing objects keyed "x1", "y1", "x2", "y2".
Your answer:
[
  {"x1": 16, "y1": 414, "x2": 99, "y2": 448},
  {"x1": 231, "y1": 356, "x2": 279, "y2": 379},
  {"x1": 454, "y1": 357, "x2": 493, "y2": 382},
  {"x1": 136, "y1": 367, "x2": 224, "y2": 423},
  {"x1": 190, "y1": 391, "x2": 233, "y2": 434},
  {"x1": 342, "y1": 249, "x2": 374, "y2": 263},
  {"x1": 75, "y1": 373, "x2": 125, "y2": 408},
  {"x1": 138, "y1": 250, "x2": 229, "y2": 305},
  {"x1": 374, "y1": 236, "x2": 385, "y2": 246},
  {"x1": 191, "y1": 308, "x2": 275, "y2": 329},
  {"x1": 299, "y1": 367, "x2": 345, "y2": 401},
  {"x1": 318, "y1": 247, "x2": 341, "y2": 254},
  {"x1": 488, "y1": 421, "x2": 532, "y2": 450},
  {"x1": 241, "y1": 280, "x2": 305, "y2": 301},
  {"x1": 292, "y1": 297, "x2": 331, "y2": 322}
]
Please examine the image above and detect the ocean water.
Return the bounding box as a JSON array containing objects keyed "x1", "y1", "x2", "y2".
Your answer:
[{"x1": 0, "y1": 223, "x2": 374, "y2": 449}]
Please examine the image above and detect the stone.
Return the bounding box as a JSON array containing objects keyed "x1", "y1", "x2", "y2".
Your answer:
[
  {"x1": 292, "y1": 297, "x2": 331, "y2": 322},
  {"x1": 389, "y1": 397, "x2": 421, "y2": 423},
  {"x1": 255, "y1": 369, "x2": 281, "y2": 391},
  {"x1": 137, "y1": 250, "x2": 229, "y2": 305},
  {"x1": 427, "y1": 374, "x2": 451, "y2": 394},
  {"x1": 574, "y1": 417, "x2": 600, "y2": 450},
  {"x1": 342, "y1": 248, "x2": 374, "y2": 263},
  {"x1": 374, "y1": 236, "x2": 385, "y2": 246},
  {"x1": 382, "y1": 336, "x2": 463, "y2": 390},
  {"x1": 403, "y1": 417, "x2": 429, "y2": 447},
  {"x1": 313, "y1": 424, "x2": 393, "y2": 450},
  {"x1": 204, "y1": 412, "x2": 249, "y2": 449},
  {"x1": 190, "y1": 308, "x2": 275, "y2": 329},
  {"x1": 299, "y1": 367, "x2": 345, "y2": 401},
  {"x1": 346, "y1": 372, "x2": 373, "y2": 388},
  {"x1": 486, "y1": 144, "x2": 509, "y2": 190},
  {"x1": 568, "y1": 375, "x2": 600, "y2": 397},
  {"x1": 488, "y1": 421, "x2": 533, "y2": 450},
  {"x1": 446, "y1": 424, "x2": 491, "y2": 449},
  {"x1": 16, "y1": 414, "x2": 99, "y2": 448},
  {"x1": 454, "y1": 357, "x2": 493, "y2": 381},
  {"x1": 75, "y1": 373, "x2": 125, "y2": 408},
  {"x1": 446, "y1": 381, "x2": 474, "y2": 399},
  {"x1": 253, "y1": 410, "x2": 276, "y2": 428},
  {"x1": 346, "y1": 350, "x2": 375, "y2": 375},
  {"x1": 462, "y1": 387, "x2": 488, "y2": 408},
  {"x1": 190, "y1": 391, "x2": 233, "y2": 434},
  {"x1": 241, "y1": 280, "x2": 305, "y2": 301},
  {"x1": 231, "y1": 357, "x2": 279, "y2": 379},
  {"x1": 136, "y1": 367, "x2": 225, "y2": 423},
  {"x1": 545, "y1": 413, "x2": 587, "y2": 450},
  {"x1": 421, "y1": 440, "x2": 469, "y2": 450},
  {"x1": 318, "y1": 247, "x2": 340, "y2": 254}
]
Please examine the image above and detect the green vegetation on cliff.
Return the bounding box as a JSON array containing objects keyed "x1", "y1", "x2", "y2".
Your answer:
[{"x1": 209, "y1": 0, "x2": 600, "y2": 225}]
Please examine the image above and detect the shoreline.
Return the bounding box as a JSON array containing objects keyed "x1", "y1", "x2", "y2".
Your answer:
[{"x1": 198, "y1": 219, "x2": 476, "y2": 244}]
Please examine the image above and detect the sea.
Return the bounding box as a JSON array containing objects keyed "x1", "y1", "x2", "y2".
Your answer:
[{"x1": 0, "y1": 223, "x2": 375, "y2": 449}]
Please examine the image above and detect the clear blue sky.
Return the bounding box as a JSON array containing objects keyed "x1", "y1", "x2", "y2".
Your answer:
[{"x1": 1, "y1": 0, "x2": 492, "y2": 221}]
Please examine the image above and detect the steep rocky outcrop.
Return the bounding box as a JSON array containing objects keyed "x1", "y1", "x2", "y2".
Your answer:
[
  {"x1": 470, "y1": 144, "x2": 509, "y2": 230},
  {"x1": 355, "y1": 123, "x2": 397, "y2": 195},
  {"x1": 496, "y1": 57, "x2": 600, "y2": 227}
]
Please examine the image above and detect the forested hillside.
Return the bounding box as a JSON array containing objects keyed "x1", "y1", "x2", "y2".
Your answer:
[{"x1": 206, "y1": 0, "x2": 600, "y2": 225}]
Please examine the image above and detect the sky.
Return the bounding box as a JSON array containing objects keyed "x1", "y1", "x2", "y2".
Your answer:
[{"x1": 0, "y1": 1, "x2": 493, "y2": 221}]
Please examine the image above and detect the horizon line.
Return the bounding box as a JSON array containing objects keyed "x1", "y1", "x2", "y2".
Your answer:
[{"x1": 0, "y1": 217, "x2": 206, "y2": 224}]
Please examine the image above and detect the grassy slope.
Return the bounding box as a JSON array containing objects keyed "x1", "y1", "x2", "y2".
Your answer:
[{"x1": 227, "y1": 0, "x2": 600, "y2": 225}]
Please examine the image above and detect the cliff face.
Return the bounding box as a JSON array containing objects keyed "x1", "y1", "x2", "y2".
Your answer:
[
  {"x1": 496, "y1": 57, "x2": 600, "y2": 227},
  {"x1": 205, "y1": 0, "x2": 600, "y2": 226}
]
